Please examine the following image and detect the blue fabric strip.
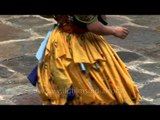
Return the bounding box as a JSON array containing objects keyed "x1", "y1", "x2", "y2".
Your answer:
[
  {"x1": 35, "y1": 24, "x2": 56, "y2": 63},
  {"x1": 67, "y1": 86, "x2": 75, "y2": 101},
  {"x1": 27, "y1": 64, "x2": 38, "y2": 86},
  {"x1": 80, "y1": 63, "x2": 86, "y2": 73}
]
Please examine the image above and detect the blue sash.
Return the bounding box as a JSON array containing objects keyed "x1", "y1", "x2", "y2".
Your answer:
[
  {"x1": 27, "y1": 25, "x2": 56, "y2": 86},
  {"x1": 36, "y1": 24, "x2": 56, "y2": 63}
]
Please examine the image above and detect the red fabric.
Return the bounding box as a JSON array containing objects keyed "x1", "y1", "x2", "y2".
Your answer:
[{"x1": 59, "y1": 23, "x2": 88, "y2": 34}]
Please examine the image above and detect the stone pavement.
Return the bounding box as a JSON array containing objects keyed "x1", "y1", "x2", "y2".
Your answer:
[{"x1": 0, "y1": 15, "x2": 160, "y2": 105}]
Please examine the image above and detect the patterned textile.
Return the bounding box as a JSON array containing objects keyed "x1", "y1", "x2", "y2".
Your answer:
[{"x1": 73, "y1": 15, "x2": 98, "y2": 24}]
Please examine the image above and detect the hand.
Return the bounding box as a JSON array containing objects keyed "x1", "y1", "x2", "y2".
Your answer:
[{"x1": 112, "y1": 26, "x2": 129, "y2": 39}]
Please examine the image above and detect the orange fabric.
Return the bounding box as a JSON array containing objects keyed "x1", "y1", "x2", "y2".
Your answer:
[{"x1": 37, "y1": 27, "x2": 141, "y2": 105}]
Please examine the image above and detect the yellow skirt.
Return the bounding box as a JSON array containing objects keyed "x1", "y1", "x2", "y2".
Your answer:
[{"x1": 37, "y1": 27, "x2": 141, "y2": 105}]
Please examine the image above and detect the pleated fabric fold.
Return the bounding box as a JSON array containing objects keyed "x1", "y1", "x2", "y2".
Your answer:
[{"x1": 37, "y1": 27, "x2": 141, "y2": 105}]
